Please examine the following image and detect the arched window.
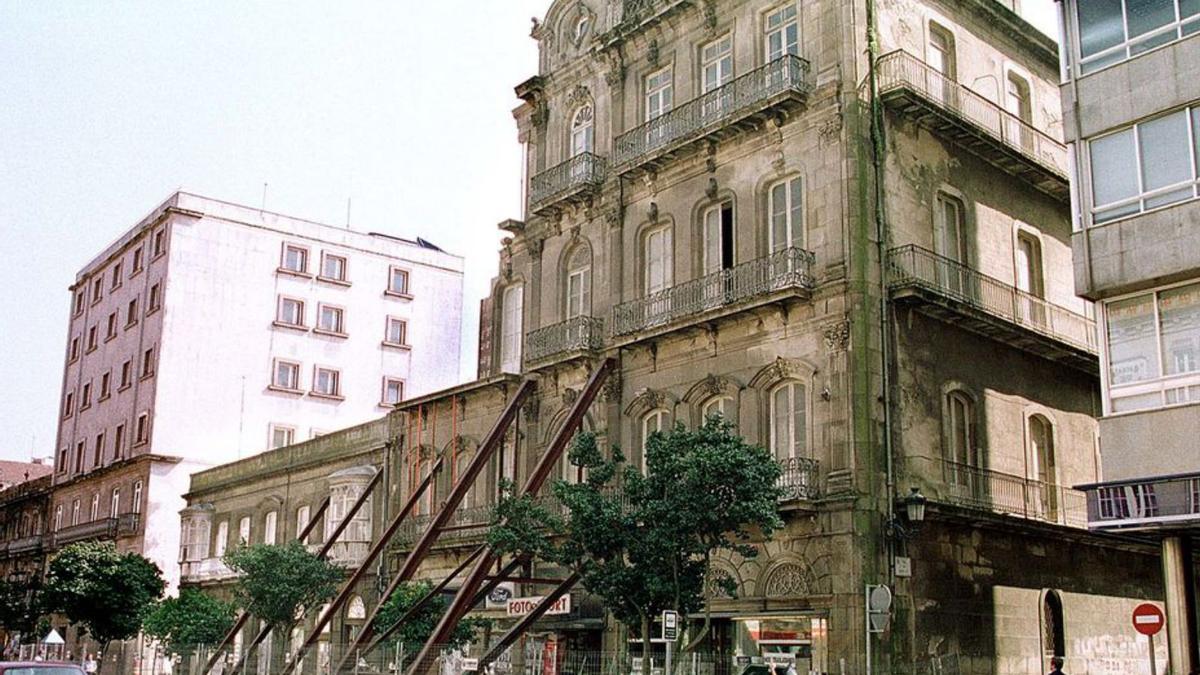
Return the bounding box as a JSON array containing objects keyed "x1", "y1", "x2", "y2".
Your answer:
[
  {"x1": 565, "y1": 246, "x2": 592, "y2": 319},
  {"x1": 769, "y1": 383, "x2": 807, "y2": 460},
  {"x1": 263, "y1": 510, "x2": 277, "y2": 545},
  {"x1": 701, "y1": 396, "x2": 734, "y2": 422},
  {"x1": 641, "y1": 409, "x2": 669, "y2": 471},
  {"x1": 500, "y1": 284, "x2": 524, "y2": 373},
  {"x1": 347, "y1": 595, "x2": 367, "y2": 620},
  {"x1": 1030, "y1": 414, "x2": 1059, "y2": 520},
  {"x1": 571, "y1": 104, "x2": 594, "y2": 157},
  {"x1": 1042, "y1": 590, "x2": 1065, "y2": 659},
  {"x1": 944, "y1": 389, "x2": 977, "y2": 487}
]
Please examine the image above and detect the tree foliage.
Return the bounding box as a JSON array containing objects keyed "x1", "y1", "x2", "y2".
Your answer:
[
  {"x1": 488, "y1": 418, "x2": 783, "y2": 656},
  {"x1": 223, "y1": 541, "x2": 342, "y2": 627},
  {"x1": 143, "y1": 589, "x2": 237, "y2": 658},
  {"x1": 41, "y1": 541, "x2": 166, "y2": 644},
  {"x1": 374, "y1": 581, "x2": 488, "y2": 652},
  {"x1": 0, "y1": 576, "x2": 42, "y2": 635}
]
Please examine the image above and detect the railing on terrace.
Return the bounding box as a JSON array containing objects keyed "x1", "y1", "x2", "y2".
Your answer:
[
  {"x1": 1082, "y1": 474, "x2": 1200, "y2": 531},
  {"x1": 7, "y1": 534, "x2": 44, "y2": 555},
  {"x1": 887, "y1": 245, "x2": 1097, "y2": 353},
  {"x1": 777, "y1": 457, "x2": 820, "y2": 501},
  {"x1": 52, "y1": 513, "x2": 139, "y2": 548},
  {"x1": 613, "y1": 247, "x2": 816, "y2": 337},
  {"x1": 874, "y1": 51, "x2": 1068, "y2": 179},
  {"x1": 525, "y1": 316, "x2": 605, "y2": 365},
  {"x1": 938, "y1": 460, "x2": 1088, "y2": 528},
  {"x1": 180, "y1": 557, "x2": 237, "y2": 582},
  {"x1": 613, "y1": 55, "x2": 812, "y2": 170},
  {"x1": 395, "y1": 504, "x2": 497, "y2": 546},
  {"x1": 529, "y1": 153, "x2": 607, "y2": 213}
]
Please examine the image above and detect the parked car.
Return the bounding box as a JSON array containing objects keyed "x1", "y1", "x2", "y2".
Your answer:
[{"x1": 0, "y1": 663, "x2": 86, "y2": 675}]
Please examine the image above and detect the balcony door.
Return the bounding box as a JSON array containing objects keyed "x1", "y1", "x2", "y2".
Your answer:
[
  {"x1": 703, "y1": 202, "x2": 736, "y2": 308},
  {"x1": 645, "y1": 67, "x2": 673, "y2": 149},
  {"x1": 934, "y1": 192, "x2": 972, "y2": 298},
  {"x1": 1005, "y1": 71, "x2": 1034, "y2": 152},
  {"x1": 1015, "y1": 232, "x2": 1047, "y2": 327},
  {"x1": 571, "y1": 104, "x2": 594, "y2": 157},
  {"x1": 926, "y1": 24, "x2": 958, "y2": 108},
  {"x1": 701, "y1": 35, "x2": 733, "y2": 121},
  {"x1": 500, "y1": 284, "x2": 524, "y2": 373},
  {"x1": 565, "y1": 246, "x2": 592, "y2": 320},
  {"x1": 1029, "y1": 415, "x2": 1059, "y2": 522}
]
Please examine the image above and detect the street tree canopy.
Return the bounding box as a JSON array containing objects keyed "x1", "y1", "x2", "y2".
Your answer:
[
  {"x1": 223, "y1": 540, "x2": 342, "y2": 627},
  {"x1": 488, "y1": 417, "x2": 783, "y2": 657},
  {"x1": 374, "y1": 580, "x2": 488, "y2": 654},
  {"x1": 0, "y1": 576, "x2": 42, "y2": 635},
  {"x1": 144, "y1": 589, "x2": 237, "y2": 658},
  {"x1": 41, "y1": 541, "x2": 166, "y2": 644}
]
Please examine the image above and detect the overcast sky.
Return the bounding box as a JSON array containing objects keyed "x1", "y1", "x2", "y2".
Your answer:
[{"x1": 0, "y1": 1, "x2": 1057, "y2": 463}]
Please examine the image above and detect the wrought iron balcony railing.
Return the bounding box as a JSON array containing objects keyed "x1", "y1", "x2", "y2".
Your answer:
[
  {"x1": 875, "y1": 51, "x2": 1068, "y2": 197},
  {"x1": 1081, "y1": 474, "x2": 1200, "y2": 531},
  {"x1": 525, "y1": 316, "x2": 605, "y2": 366},
  {"x1": 938, "y1": 460, "x2": 1088, "y2": 528},
  {"x1": 529, "y1": 153, "x2": 607, "y2": 214},
  {"x1": 52, "y1": 513, "x2": 140, "y2": 548},
  {"x1": 887, "y1": 245, "x2": 1098, "y2": 354},
  {"x1": 777, "y1": 457, "x2": 820, "y2": 502},
  {"x1": 6, "y1": 535, "x2": 44, "y2": 556},
  {"x1": 612, "y1": 247, "x2": 816, "y2": 338},
  {"x1": 613, "y1": 55, "x2": 812, "y2": 172}
]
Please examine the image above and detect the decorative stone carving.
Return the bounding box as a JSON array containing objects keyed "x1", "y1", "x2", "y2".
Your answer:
[
  {"x1": 531, "y1": 103, "x2": 550, "y2": 129},
  {"x1": 705, "y1": 568, "x2": 736, "y2": 599},
  {"x1": 563, "y1": 387, "x2": 579, "y2": 406},
  {"x1": 523, "y1": 396, "x2": 540, "y2": 425},
  {"x1": 648, "y1": 39, "x2": 659, "y2": 67},
  {"x1": 601, "y1": 369, "x2": 623, "y2": 403},
  {"x1": 701, "y1": 373, "x2": 724, "y2": 397},
  {"x1": 527, "y1": 237, "x2": 545, "y2": 258},
  {"x1": 702, "y1": 0, "x2": 718, "y2": 33},
  {"x1": 819, "y1": 113, "x2": 844, "y2": 146},
  {"x1": 763, "y1": 562, "x2": 814, "y2": 598},
  {"x1": 705, "y1": 177, "x2": 719, "y2": 200},
  {"x1": 606, "y1": 65, "x2": 625, "y2": 88},
  {"x1": 648, "y1": 202, "x2": 658, "y2": 223},
  {"x1": 823, "y1": 319, "x2": 851, "y2": 351},
  {"x1": 605, "y1": 207, "x2": 624, "y2": 230},
  {"x1": 568, "y1": 84, "x2": 592, "y2": 107}
]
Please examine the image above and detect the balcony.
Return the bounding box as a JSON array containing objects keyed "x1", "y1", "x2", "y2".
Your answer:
[
  {"x1": 777, "y1": 457, "x2": 820, "y2": 503},
  {"x1": 325, "y1": 541, "x2": 371, "y2": 568},
  {"x1": 393, "y1": 504, "x2": 496, "y2": 550},
  {"x1": 525, "y1": 316, "x2": 605, "y2": 368},
  {"x1": 874, "y1": 51, "x2": 1069, "y2": 202},
  {"x1": 52, "y1": 513, "x2": 140, "y2": 548},
  {"x1": 6, "y1": 535, "x2": 44, "y2": 557},
  {"x1": 613, "y1": 55, "x2": 812, "y2": 175},
  {"x1": 886, "y1": 245, "x2": 1098, "y2": 373},
  {"x1": 1080, "y1": 474, "x2": 1200, "y2": 533},
  {"x1": 529, "y1": 153, "x2": 607, "y2": 215},
  {"x1": 612, "y1": 247, "x2": 816, "y2": 340},
  {"x1": 936, "y1": 460, "x2": 1088, "y2": 528},
  {"x1": 180, "y1": 557, "x2": 238, "y2": 583}
]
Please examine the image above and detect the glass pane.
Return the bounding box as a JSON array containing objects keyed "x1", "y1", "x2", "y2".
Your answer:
[
  {"x1": 1107, "y1": 294, "x2": 1161, "y2": 385},
  {"x1": 1159, "y1": 283, "x2": 1200, "y2": 375},
  {"x1": 1194, "y1": 108, "x2": 1200, "y2": 176},
  {"x1": 1078, "y1": 0, "x2": 1127, "y2": 58},
  {"x1": 772, "y1": 387, "x2": 790, "y2": 458},
  {"x1": 1140, "y1": 111, "x2": 1192, "y2": 192},
  {"x1": 1184, "y1": 0, "x2": 1200, "y2": 17},
  {"x1": 771, "y1": 183, "x2": 787, "y2": 251},
  {"x1": 704, "y1": 208, "x2": 721, "y2": 273},
  {"x1": 792, "y1": 384, "x2": 806, "y2": 457},
  {"x1": 789, "y1": 178, "x2": 804, "y2": 248},
  {"x1": 1111, "y1": 391, "x2": 1163, "y2": 412},
  {"x1": 1091, "y1": 129, "x2": 1139, "y2": 207},
  {"x1": 1126, "y1": 0, "x2": 1177, "y2": 38}
]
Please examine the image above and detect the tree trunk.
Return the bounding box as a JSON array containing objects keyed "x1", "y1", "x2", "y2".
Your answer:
[{"x1": 640, "y1": 615, "x2": 652, "y2": 675}]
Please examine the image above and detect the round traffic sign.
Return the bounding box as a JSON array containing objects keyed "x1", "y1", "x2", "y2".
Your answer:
[{"x1": 1132, "y1": 603, "x2": 1165, "y2": 636}]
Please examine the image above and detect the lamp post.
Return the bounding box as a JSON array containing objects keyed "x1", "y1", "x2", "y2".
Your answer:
[{"x1": 886, "y1": 487, "x2": 927, "y2": 540}]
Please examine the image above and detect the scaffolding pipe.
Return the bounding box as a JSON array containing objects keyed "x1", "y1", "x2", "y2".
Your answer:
[{"x1": 477, "y1": 572, "x2": 580, "y2": 671}]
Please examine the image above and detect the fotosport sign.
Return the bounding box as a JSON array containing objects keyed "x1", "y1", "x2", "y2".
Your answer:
[{"x1": 506, "y1": 594, "x2": 572, "y2": 617}]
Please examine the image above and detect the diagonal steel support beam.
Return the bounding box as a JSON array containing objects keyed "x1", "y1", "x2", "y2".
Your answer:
[
  {"x1": 279, "y1": 455, "x2": 444, "y2": 675},
  {"x1": 202, "y1": 496, "x2": 332, "y2": 675},
  {"x1": 335, "y1": 379, "x2": 536, "y2": 665},
  {"x1": 226, "y1": 468, "x2": 384, "y2": 675},
  {"x1": 402, "y1": 359, "x2": 614, "y2": 675},
  {"x1": 477, "y1": 572, "x2": 580, "y2": 671}
]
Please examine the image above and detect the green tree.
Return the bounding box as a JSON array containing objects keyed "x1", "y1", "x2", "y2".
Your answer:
[
  {"x1": 143, "y1": 589, "x2": 237, "y2": 659},
  {"x1": 489, "y1": 418, "x2": 783, "y2": 671},
  {"x1": 0, "y1": 576, "x2": 42, "y2": 635},
  {"x1": 374, "y1": 580, "x2": 488, "y2": 662},
  {"x1": 223, "y1": 540, "x2": 342, "y2": 627},
  {"x1": 41, "y1": 542, "x2": 166, "y2": 647}
]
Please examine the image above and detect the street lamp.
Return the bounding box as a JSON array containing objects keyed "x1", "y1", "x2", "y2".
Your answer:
[
  {"x1": 886, "y1": 487, "x2": 927, "y2": 540},
  {"x1": 902, "y1": 487, "x2": 927, "y2": 524}
]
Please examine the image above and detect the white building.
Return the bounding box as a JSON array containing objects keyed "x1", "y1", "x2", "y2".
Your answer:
[{"x1": 49, "y1": 191, "x2": 463, "y2": 590}]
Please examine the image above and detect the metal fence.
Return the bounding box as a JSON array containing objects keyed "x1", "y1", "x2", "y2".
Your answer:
[
  {"x1": 529, "y1": 153, "x2": 607, "y2": 212},
  {"x1": 613, "y1": 55, "x2": 812, "y2": 169},
  {"x1": 886, "y1": 245, "x2": 1097, "y2": 353},
  {"x1": 776, "y1": 457, "x2": 820, "y2": 502},
  {"x1": 612, "y1": 248, "x2": 816, "y2": 337},
  {"x1": 874, "y1": 50, "x2": 1068, "y2": 178},
  {"x1": 525, "y1": 317, "x2": 605, "y2": 365},
  {"x1": 940, "y1": 460, "x2": 1089, "y2": 528}
]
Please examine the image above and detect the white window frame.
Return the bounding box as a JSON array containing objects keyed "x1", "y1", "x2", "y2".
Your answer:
[
  {"x1": 281, "y1": 243, "x2": 309, "y2": 274},
  {"x1": 644, "y1": 226, "x2": 673, "y2": 294},
  {"x1": 645, "y1": 67, "x2": 674, "y2": 122},
  {"x1": 570, "y1": 104, "x2": 595, "y2": 157},
  {"x1": 132, "y1": 480, "x2": 142, "y2": 513},
  {"x1": 110, "y1": 488, "x2": 120, "y2": 517},
  {"x1": 312, "y1": 366, "x2": 342, "y2": 398},
  {"x1": 385, "y1": 317, "x2": 408, "y2": 346},
  {"x1": 765, "y1": 4, "x2": 799, "y2": 61},
  {"x1": 701, "y1": 395, "x2": 735, "y2": 422},
  {"x1": 277, "y1": 296, "x2": 306, "y2": 328},
  {"x1": 264, "y1": 510, "x2": 278, "y2": 545},
  {"x1": 382, "y1": 377, "x2": 405, "y2": 406},
  {"x1": 500, "y1": 284, "x2": 525, "y2": 373},
  {"x1": 319, "y1": 252, "x2": 348, "y2": 282},
  {"x1": 296, "y1": 505, "x2": 311, "y2": 543},
  {"x1": 388, "y1": 267, "x2": 411, "y2": 296},
  {"x1": 270, "y1": 424, "x2": 296, "y2": 449},
  {"x1": 272, "y1": 359, "x2": 302, "y2": 392},
  {"x1": 215, "y1": 521, "x2": 229, "y2": 557},
  {"x1": 566, "y1": 261, "x2": 592, "y2": 320},
  {"x1": 768, "y1": 176, "x2": 805, "y2": 253},
  {"x1": 238, "y1": 516, "x2": 251, "y2": 545},
  {"x1": 701, "y1": 34, "x2": 733, "y2": 94},
  {"x1": 1074, "y1": 0, "x2": 1200, "y2": 75},
  {"x1": 769, "y1": 381, "x2": 807, "y2": 459},
  {"x1": 316, "y1": 303, "x2": 346, "y2": 335}
]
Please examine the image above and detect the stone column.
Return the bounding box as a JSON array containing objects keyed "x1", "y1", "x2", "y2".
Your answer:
[{"x1": 1162, "y1": 535, "x2": 1198, "y2": 674}]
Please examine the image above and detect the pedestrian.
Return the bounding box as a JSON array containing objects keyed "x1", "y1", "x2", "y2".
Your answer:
[
  {"x1": 85, "y1": 653, "x2": 98, "y2": 673},
  {"x1": 1047, "y1": 656, "x2": 1065, "y2": 675}
]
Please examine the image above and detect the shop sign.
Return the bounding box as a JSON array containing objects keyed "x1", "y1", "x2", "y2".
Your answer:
[
  {"x1": 487, "y1": 582, "x2": 515, "y2": 609},
  {"x1": 460, "y1": 658, "x2": 479, "y2": 672},
  {"x1": 507, "y1": 594, "x2": 572, "y2": 617},
  {"x1": 661, "y1": 610, "x2": 679, "y2": 640}
]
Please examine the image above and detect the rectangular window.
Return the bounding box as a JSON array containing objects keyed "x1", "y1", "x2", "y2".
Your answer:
[
  {"x1": 1077, "y1": 0, "x2": 1200, "y2": 74},
  {"x1": 114, "y1": 424, "x2": 125, "y2": 460},
  {"x1": 120, "y1": 360, "x2": 132, "y2": 388},
  {"x1": 74, "y1": 442, "x2": 85, "y2": 474},
  {"x1": 320, "y1": 253, "x2": 347, "y2": 282},
  {"x1": 272, "y1": 360, "x2": 301, "y2": 391},
  {"x1": 1106, "y1": 281, "x2": 1200, "y2": 413},
  {"x1": 500, "y1": 284, "x2": 524, "y2": 373},
  {"x1": 215, "y1": 521, "x2": 229, "y2": 557},
  {"x1": 388, "y1": 267, "x2": 410, "y2": 295},
  {"x1": 152, "y1": 228, "x2": 166, "y2": 257},
  {"x1": 91, "y1": 278, "x2": 103, "y2": 304},
  {"x1": 69, "y1": 336, "x2": 80, "y2": 362},
  {"x1": 765, "y1": 4, "x2": 799, "y2": 60},
  {"x1": 385, "y1": 317, "x2": 408, "y2": 346},
  {"x1": 71, "y1": 499, "x2": 80, "y2": 525},
  {"x1": 264, "y1": 511, "x2": 277, "y2": 545},
  {"x1": 312, "y1": 367, "x2": 342, "y2": 397},
  {"x1": 142, "y1": 347, "x2": 155, "y2": 377},
  {"x1": 58, "y1": 448, "x2": 67, "y2": 473},
  {"x1": 281, "y1": 244, "x2": 309, "y2": 274},
  {"x1": 238, "y1": 516, "x2": 251, "y2": 545},
  {"x1": 148, "y1": 283, "x2": 161, "y2": 312},
  {"x1": 73, "y1": 291, "x2": 85, "y2": 317},
  {"x1": 106, "y1": 312, "x2": 118, "y2": 340},
  {"x1": 111, "y1": 263, "x2": 123, "y2": 289},
  {"x1": 89, "y1": 494, "x2": 99, "y2": 521},
  {"x1": 100, "y1": 371, "x2": 111, "y2": 399},
  {"x1": 131, "y1": 246, "x2": 144, "y2": 274},
  {"x1": 132, "y1": 480, "x2": 142, "y2": 513},
  {"x1": 277, "y1": 297, "x2": 305, "y2": 327},
  {"x1": 296, "y1": 505, "x2": 311, "y2": 543},
  {"x1": 81, "y1": 381, "x2": 92, "y2": 409},
  {"x1": 127, "y1": 298, "x2": 139, "y2": 326},
  {"x1": 270, "y1": 425, "x2": 295, "y2": 449},
  {"x1": 1090, "y1": 106, "x2": 1200, "y2": 224},
  {"x1": 316, "y1": 304, "x2": 345, "y2": 334},
  {"x1": 63, "y1": 392, "x2": 74, "y2": 418},
  {"x1": 701, "y1": 35, "x2": 733, "y2": 94},
  {"x1": 702, "y1": 202, "x2": 735, "y2": 275},
  {"x1": 135, "y1": 412, "x2": 150, "y2": 444},
  {"x1": 645, "y1": 67, "x2": 674, "y2": 122},
  {"x1": 94, "y1": 432, "x2": 105, "y2": 466},
  {"x1": 644, "y1": 226, "x2": 673, "y2": 294},
  {"x1": 382, "y1": 377, "x2": 405, "y2": 406},
  {"x1": 87, "y1": 325, "x2": 98, "y2": 351},
  {"x1": 769, "y1": 177, "x2": 805, "y2": 253}
]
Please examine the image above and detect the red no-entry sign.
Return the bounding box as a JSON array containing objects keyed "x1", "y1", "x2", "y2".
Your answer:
[{"x1": 1133, "y1": 603, "x2": 1165, "y2": 636}]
